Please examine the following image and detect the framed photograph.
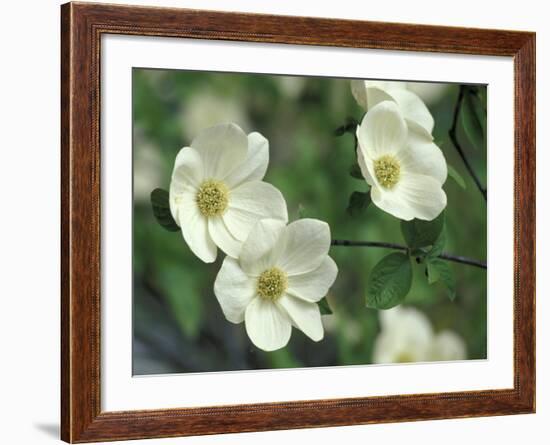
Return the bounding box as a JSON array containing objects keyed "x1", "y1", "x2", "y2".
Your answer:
[{"x1": 61, "y1": 2, "x2": 535, "y2": 442}]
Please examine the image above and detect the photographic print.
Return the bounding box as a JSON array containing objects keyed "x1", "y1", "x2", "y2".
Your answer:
[
  {"x1": 61, "y1": 5, "x2": 535, "y2": 440},
  {"x1": 132, "y1": 68, "x2": 487, "y2": 375}
]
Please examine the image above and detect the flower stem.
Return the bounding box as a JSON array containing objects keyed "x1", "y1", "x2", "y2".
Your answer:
[
  {"x1": 449, "y1": 85, "x2": 487, "y2": 201},
  {"x1": 330, "y1": 239, "x2": 486, "y2": 269}
]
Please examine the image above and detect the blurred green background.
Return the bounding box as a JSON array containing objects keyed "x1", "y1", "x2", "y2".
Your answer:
[{"x1": 132, "y1": 68, "x2": 487, "y2": 375}]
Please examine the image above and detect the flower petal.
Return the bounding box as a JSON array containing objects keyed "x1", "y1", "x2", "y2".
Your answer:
[
  {"x1": 169, "y1": 183, "x2": 195, "y2": 227},
  {"x1": 224, "y1": 132, "x2": 269, "y2": 188},
  {"x1": 398, "y1": 128, "x2": 447, "y2": 185},
  {"x1": 395, "y1": 173, "x2": 447, "y2": 221},
  {"x1": 176, "y1": 192, "x2": 217, "y2": 263},
  {"x1": 350, "y1": 80, "x2": 369, "y2": 109},
  {"x1": 276, "y1": 219, "x2": 331, "y2": 276},
  {"x1": 208, "y1": 217, "x2": 243, "y2": 258},
  {"x1": 352, "y1": 80, "x2": 408, "y2": 110},
  {"x1": 239, "y1": 219, "x2": 287, "y2": 277},
  {"x1": 214, "y1": 257, "x2": 256, "y2": 323},
  {"x1": 364, "y1": 85, "x2": 398, "y2": 110},
  {"x1": 361, "y1": 81, "x2": 407, "y2": 109},
  {"x1": 169, "y1": 147, "x2": 203, "y2": 225},
  {"x1": 190, "y1": 123, "x2": 248, "y2": 179},
  {"x1": 224, "y1": 181, "x2": 288, "y2": 241},
  {"x1": 278, "y1": 294, "x2": 324, "y2": 342},
  {"x1": 357, "y1": 149, "x2": 375, "y2": 186},
  {"x1": 287, "y1": 257, "x2": 338, "y2": 302},
  {"x1": 389, "y1": 89, "x2": 435, "y2": 137},
  {"x1": 356, "y1": 101, "x2": 408, "y2": 160},
  {"x1": 171, "y1": 146, "x2": 204, "y2": 189},
  {"x1": 245, "y1": 297, "x2": 291, "y2": 351},
  {"x1": 370, "y1": 186, "x2": 416, "y2": 221}
]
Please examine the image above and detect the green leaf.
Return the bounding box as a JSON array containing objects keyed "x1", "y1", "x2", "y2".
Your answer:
[
  {"x1": 346, "y1": 190, "x2": 371, "y2": 216},
  {"x1": 460, "y1": 87, "x2": 486, "y2": 150},
  {"x1": 400, "y1": 212, "x2": 445, "y2": 249},
  {"x1": 426, "y1": 263, "x2": 439, "y2": 284},
  {"x1": 447, "y1": 165, "x2": 466, "y2": 189},
  {"x1": 150, "y1": 188, "x2": 180, "y2": 232},
  {"x1": 349, "y1": 163, "x2": 364, "y2": 179},
  {"x1": 318, "y1": 297, "x2": 333, "y2": 315},
  {"x1": 426, "y1": 258, "x2": 456, "y2": 301},
  {"x1": 366, "y1": 253, "x2": 413, "y2": 309},
  {"x1": 425, "y1": 230, "x2": 446, "y2": 260}
]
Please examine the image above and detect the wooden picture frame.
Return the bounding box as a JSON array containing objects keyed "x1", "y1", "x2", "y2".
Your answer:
[{"x1": 61, "y1": 2, "x2": 536, "y2": 442}]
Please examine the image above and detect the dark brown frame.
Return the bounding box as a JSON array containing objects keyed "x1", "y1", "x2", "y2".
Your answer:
[{"x1": 61, "y1": 1, "x2": 536, "y2": 442}]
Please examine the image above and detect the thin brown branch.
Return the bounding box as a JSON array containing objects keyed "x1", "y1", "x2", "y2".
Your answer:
[
  {"x1": 331, "y1": 239, "x2": 486, "y2": 269},
  {"x1": 449, "y1": 85, "x2": 487, "y2": 201}
]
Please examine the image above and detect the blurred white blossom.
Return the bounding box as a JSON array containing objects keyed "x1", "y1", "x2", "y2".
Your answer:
[
  {"x1": 373, "y1": 306, "x2": 467, "y2": 364},
  {"x1": 276, "y1": 76, "x2": 306, "y2": 99},
  {"x1": 181, "y1": 92, "x2": 250, "y2": 140},
  {"x1": 429, "y1": 330, "x2": 467, "y2": 361},
  {"x1": 133, "y1": 128, "x2": 164, "y2": 203}
]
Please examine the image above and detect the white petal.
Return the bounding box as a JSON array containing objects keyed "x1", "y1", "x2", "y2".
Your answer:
[
  {"x1": 364, "y1": 80, "x2": 408, "y2": 93},
  {"x1": 224, "y1": 132, "x2": 269, "y2": 188},
  {"x1": 407, "y1": 82, "x2": 450, "y2": 106},
  {"x1": 169, "y1": 181, "x2": 196, "y2": 227},
  {"x1": 287, "y1": 257, "x2": 338, "y2": 302},
  {"x1": 176, "y1": 192, "x2": 217, "y2": 263},
  {"x1": 208, "y1": 217, "x2": 243, "y2": 258},
  {"x1": 169, "y1": 147, "x2": 202, "y2": 225},
  {"x1": 278, "y1": 294, "x2": 323, "y2": 342},
  {"x1": 245, "y1": 297, "x2": 291, "y2": 351},
  {"x1": 224, "y1": 181, "x2": 288, "y2": 241},
  {"x1": 356, "y1": 101, "x2": 408, "y2": 160},
  {"x1": 276, "y1": 219, "x2": 331, "y2": 276},
  {"x1": 191, "y1": 123, "x2": 248, "y2": 179},
  {"x1": 239, "y1": 219, "x2": 287, "y2": 277},
  {"x1": 362, "y1": 81, "x2": 407, "y2": 110},
  {"x1": 171, "y1": 146, "x2": 204, "y2": 189},
  {"x1": 398, "y1": 128, "x2": 448, "y2": 185},
  {"x1": 396, "y1": 173, "x2": 447, "y2": 221},
  {"x1": 214, "y1": 257, "x2": 256, "y2": 323},
  {"x1": 371, "y1": 186, "x2": 416, "y2": 221},
  {"x1": 357, "y1": 149, "x2": 375, "y2": 186},
  {"x1": 389, "y1": 89, "x2": 435, "y2": 136},
  {"x1": 350, "y1": 80, "x2": 369, "y2": 109}
]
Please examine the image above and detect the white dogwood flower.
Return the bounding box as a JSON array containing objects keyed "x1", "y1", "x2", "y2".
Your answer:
[
  {"x1": 429, "y1": 330, "x2": 468, "y2": 361},
  {"x1": 356, "y1": 101, "x2": 447, "y2": 221},
  {"x1": 351, "y1": 80, "x2": 435, "y2": 138},
  {"x1": 373, "y1": 306, "x2": 467, "y2": 364},
  {"x1": 169, "y1": 123, "x2": 288, "y2": 263},
  {"x1": 214, "y1": 218, "x2": 338, "y2": 351}
]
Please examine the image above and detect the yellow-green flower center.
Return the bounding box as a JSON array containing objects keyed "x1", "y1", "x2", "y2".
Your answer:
[
  {"x1": 257, "y1": 267, "x2": 287, "y2": 301},
  {"x1": 395, "y1": 351, "x2": 414, "y2": 363},
  {"x1": 196, "y1": 180, "x2": 229, "y2": 217},
  {"x1": 374, "y1": 155, "x2": 401, "y2": 189}
]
